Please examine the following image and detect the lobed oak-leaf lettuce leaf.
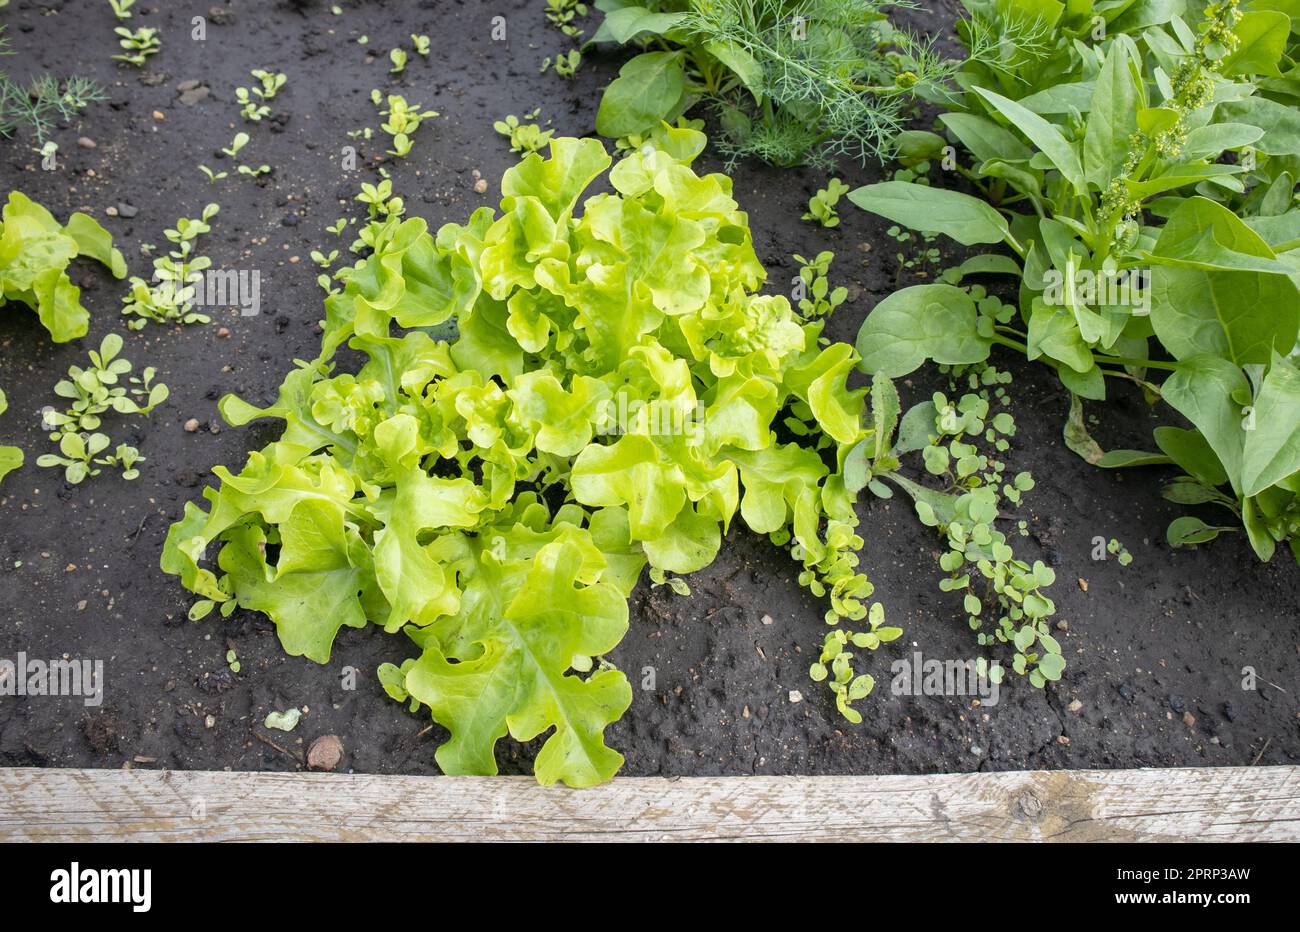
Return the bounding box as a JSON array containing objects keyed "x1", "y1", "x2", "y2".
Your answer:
[
  {"x1": 162, "y1": 126, "x2": 885, "y2": 785},
  {"x1": 0, "y1": 192, "x2": 127, "y2": 343}
]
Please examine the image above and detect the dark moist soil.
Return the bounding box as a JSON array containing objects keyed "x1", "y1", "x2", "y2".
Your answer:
[{"x1": 0, "y1": 0, "x2": 1296, "y2": 779}]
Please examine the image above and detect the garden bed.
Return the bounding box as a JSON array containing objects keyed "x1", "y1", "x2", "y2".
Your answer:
[{"x1": 0, "y1": 0, "x2": 1296, "y2": 782}]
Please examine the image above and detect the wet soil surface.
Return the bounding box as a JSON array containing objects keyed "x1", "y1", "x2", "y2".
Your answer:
[{"x1": 0, "y1": 0, "x2": 1295, "y2": 777}]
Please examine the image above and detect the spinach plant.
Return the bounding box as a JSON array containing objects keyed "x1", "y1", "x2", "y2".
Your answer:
[{"x1": 851, "y1": 0, "x2": 1300, "y2": 563}]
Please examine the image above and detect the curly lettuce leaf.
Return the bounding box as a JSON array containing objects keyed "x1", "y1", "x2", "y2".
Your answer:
[
  {"x1": 0, "y1": 388, "x2": 22, "y2": 486},
  {"x1": 0, "y1": 192, "x2": 127, "y2": 342},
  {"x1": 162, "y1": 128, "x2": 885, "y2": 785}
]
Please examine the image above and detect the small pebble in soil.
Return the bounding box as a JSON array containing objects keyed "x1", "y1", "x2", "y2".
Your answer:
[
  {"x1": 1117, "y1": 683, "x2": 1134, "y2": 702},
  {"x1": 217, "y1": 327, "x2": 230, "y2": 338},
  {"x1": 1182, "y1": 711, "x2": 1196, "y2": 727},
  {"x1": 474, "y1": 178, "x2": 489, "y2": 194},
  {"x1": 178, "y1": 85, "x2": 210, "y2": 106},
  {"x1": 77, "y1": 137, "x2": 96, "y2": 149},
  {"x1": 184, "y1": 418, "x2": 200, "y2": 433},
  {"x1": 788, "y1": 690, "x2": 803, "y2": 703},
  {"x1": 1067, "y1": 699, "x2": 1083, "y2": 713},
  {"x1": 117, "y1": 203, "x2": 138, "y2": 219},
  {"x1": 307, "y1": 734, "x2": 344, "y2": 771},
  {"x1": 760, "y1": 614, "x2": 773, "y2": 625}
]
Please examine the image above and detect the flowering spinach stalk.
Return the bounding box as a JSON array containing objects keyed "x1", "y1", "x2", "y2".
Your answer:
[{"x1": 162, "y1": 126, "x2": 893, "y2": 785}]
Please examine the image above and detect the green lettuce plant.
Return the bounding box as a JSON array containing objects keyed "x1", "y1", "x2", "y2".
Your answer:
[
  {"x1": 850, "y1": 0, "x2": 1300, "y2": 563},
  {"x1": 372, "y1": 91, "x2": 438, "y2": 158},
  {"x1": 37, "y1": 432, "x2": 144, "y2": 484},
  {"x1": 793, "y1": 250, "x2": 847, "y2": 318},
  {"x1": 494, "y1": 111, "x2": 556, "y2": 155},
  {"x1": 547, "y1": 0, "x2": 590, "y2": 38},
  {"x1": 112, "y1": 26, "x2": 160, "y2": 66},
  {"x1": 121, "y1": 203, "x2": 220, "y2": 329},
  {"x1": 0, "y1": 388, "x2": 22, "y2": 487},
  {"x1": 803, "y1": 178, "x2": 850, "y2": 227},
  {"x1": 542, "y1": 49, "x2": 583, "y2": 76},
  {"x1": 0, "y1": 192, "x2": 127, "y2": 342},
  {"x1": 40, "y1": 334, "x2": 168, "y2": 484},
  {"x1": 162, "y1": 127, "x2": 893, "y2": 785}
]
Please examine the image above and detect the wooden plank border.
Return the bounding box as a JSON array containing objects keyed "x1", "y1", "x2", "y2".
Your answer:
[{"x1": 0, "y1": 765, "x2": 1295, "y2": 842}]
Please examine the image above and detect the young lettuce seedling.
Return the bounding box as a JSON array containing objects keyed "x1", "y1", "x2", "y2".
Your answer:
[
  {"x1": 802, "y1": 178, "x2": 849, "y2": 228},
  {"x1": 122, "y1": 205, "x2": 221, "y2": 329},
  {"x1": 493, "y1": 110, "x2": 554, "y2": 156},
  {"x1": 793, "y1": 251, "x2": 848, "y2": 319},
  {"x1": 112, "y1": 27, "x2": 160, "y2": 66},
  {"x1": 372, "y1": 91, "x2": 438, "y2": 157},
  {"x1": 541, "y1": 49, "x2": 581, "y2": 78},
  {"x1": 544, "y1": 0, "x2": 588, "y2": 39},
  {"x1": 38, "y1": 334, "x2": 167, "y2": 484},
  {"x1": 220, "y1": 132, "x2": 249, "y2": 159}
]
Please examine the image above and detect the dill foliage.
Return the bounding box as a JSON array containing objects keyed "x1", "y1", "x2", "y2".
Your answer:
[
  {"x1": 594, "y1": 0, "x2": 962, "y2": 167},
  {"x1": 0, "y1": 28, "x2": 105, "y2": 143}
]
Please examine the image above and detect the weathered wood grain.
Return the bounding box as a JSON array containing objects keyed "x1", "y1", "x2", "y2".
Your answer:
[{"x1": 0, "y1": 765, "x2": 1295, "y2": 842}]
